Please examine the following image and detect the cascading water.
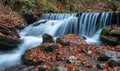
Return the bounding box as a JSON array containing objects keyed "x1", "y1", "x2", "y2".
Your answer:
[{"x1": 0, "y1": 12, "x2": 112, "y2": 70}]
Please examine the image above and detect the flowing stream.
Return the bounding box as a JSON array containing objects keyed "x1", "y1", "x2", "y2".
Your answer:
[{"x1": 0, "y1": 13, "x2": 112, "y2": 70}]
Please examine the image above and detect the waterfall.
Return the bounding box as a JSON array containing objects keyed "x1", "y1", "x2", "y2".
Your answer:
[
  {"x1": 0, "y1": 12, "x2": 112, "y2": 70},
  {"x1": 41, "y1": 12, "x2": 112, "y2": 37}
]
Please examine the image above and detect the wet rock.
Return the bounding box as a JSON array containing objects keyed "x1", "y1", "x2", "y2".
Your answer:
[
  {"x1": 56, "y1": 34, "x2": 86, "y2": 46},
  {"x1": 96, "y1": 64, "x2": 103, "y2": 69},
  {"x1": 98, "y1": 50, "x2": 120, "y2": 61},
  {"x1": 33, "y1": 20, "x2": 47, "y2": 26},
  {"x1": 108, "y1": 57, "x2": 120, "y2": 66},
  {"x1": 42, "y1": 34, "x2": 54, "y2": 43}
]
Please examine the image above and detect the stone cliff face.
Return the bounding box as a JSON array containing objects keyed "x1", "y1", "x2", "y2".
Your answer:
[{"x1": 0, "y1": 11, "x2": 27, "y2": 50}]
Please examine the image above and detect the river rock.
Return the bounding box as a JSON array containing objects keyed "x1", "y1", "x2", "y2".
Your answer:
[
  {"x1": 108, "y1": 57, "x2": 120, "y2": 66},
  {"x1": 56, "y1": 34, "x2": 86, "y2": 45},
  {"x1": 98, "y1": 50, "x2": 120, "y2": 61},
  {"x1": 42, "y1": 34, "x2": 54, "y2": 43},
  {"x1": 96, "y1": 64, "x2": 104, "y2": 69}
]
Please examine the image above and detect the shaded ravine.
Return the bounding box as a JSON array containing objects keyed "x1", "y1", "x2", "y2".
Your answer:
[{"x1": 0, "y1": 13, "x2": 112, "y2": 70}]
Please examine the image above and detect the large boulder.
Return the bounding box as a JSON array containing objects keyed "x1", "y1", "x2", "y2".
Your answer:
[
  {"x1": 0, "y1": 12, "x2": 27, "y2": 50},
  {"x1": 56, "y1": 34, "x2": 86, "y2": 46},
  {"x1": 22, "y1": 43, "x2": 61, "y2": 65}
]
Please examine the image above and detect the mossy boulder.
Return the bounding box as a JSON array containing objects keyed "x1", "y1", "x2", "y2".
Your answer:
[{"x1": 100, "y1": 27, "x2": 120, "y2": 46}]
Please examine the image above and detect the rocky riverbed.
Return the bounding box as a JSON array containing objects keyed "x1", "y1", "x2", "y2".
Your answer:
[{"x1": 5, "y1": 34, "x2": 120, "y2": 71}]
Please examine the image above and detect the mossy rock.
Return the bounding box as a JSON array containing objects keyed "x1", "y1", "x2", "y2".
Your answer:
[
  {"x1": 100, "y1": 35, "x2": 119, "y2": 46},
  {"x1": 101, "y1": 28, "x2": 112, "y2": 36},
  {"x1": 41, "y1": 43, "x2": 58, "y2": 53}
]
